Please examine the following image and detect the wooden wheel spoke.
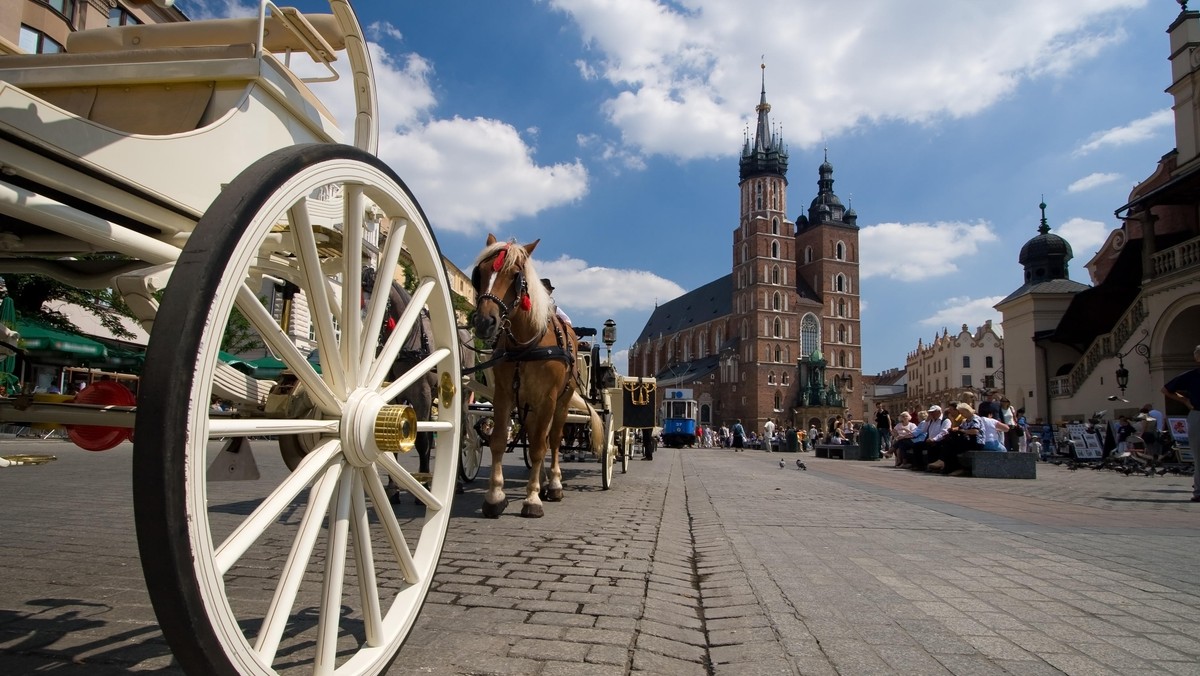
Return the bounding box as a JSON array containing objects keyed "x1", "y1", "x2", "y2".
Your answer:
[
  {"x1": 362, "y1": 469, "x2": 420, "y2": 585},
  {"x1": 377, "y1": 453, "x2": 443, "y2": 512},
  {"x1": 359, "y1": 218, "x2": 408, "y2": 378},
  {"x1": 341, "y1": 184, "x2": 365, "y2": 385},
  {"x1": 208, "y1": 418, "x2": 338, "y2": 438},
  {"x1": 254, "y1": 460, "x2": 344, "y2": 663},
  {"x1": 236, "y1": 283, "x2": 341, "y2": 415},
  {"x1": 214, "y1": 439, "x2": 340, "y2": 575},
  {"x1": 379, "y1": 347, "x2": 451, "y2": 404},
  {"x1": 289, "y1": 198, "x2": 349, "y2": 397},
  {"x1": 349, "y1": 471, "x2": 384, "y2": 646},
  {"x1": 315, "y1": 465, "x2": 355, "y2": 671},
  {"x1": 366, "y1": 277, "x2": 435, "y2": 390}
]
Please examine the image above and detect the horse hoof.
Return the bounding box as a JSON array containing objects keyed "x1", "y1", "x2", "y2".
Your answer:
[
  {"x1": 520, "y1": 503, "x2": 544, "y2": 518},
  {"x1": 545, "y1": 488, "x2": 564, "y2": 502},
  {"x1": 481, "y1": 499, "x2": 507, "y2": 519}
]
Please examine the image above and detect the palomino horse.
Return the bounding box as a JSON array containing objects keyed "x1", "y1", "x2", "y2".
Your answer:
[{"x1": 469, "y1": 234, "x2": 602, "y2": 518}]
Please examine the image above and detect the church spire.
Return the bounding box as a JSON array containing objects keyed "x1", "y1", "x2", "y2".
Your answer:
[
  {"x1": 739, "y1": 62, "x2": 788, "y2": 181},
  {"x1": 754, "y1": 63, "x2": 771, "y2": 152}
]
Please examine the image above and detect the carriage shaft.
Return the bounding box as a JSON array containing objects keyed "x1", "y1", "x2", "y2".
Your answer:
[
  {"x1": 0, "y1": 399, "x2": 136, "y2": 428},
  {"x1": 0, "y1": 179, "x2": 180, "y2": 263}
]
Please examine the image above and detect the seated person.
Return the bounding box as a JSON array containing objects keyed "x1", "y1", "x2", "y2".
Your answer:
[
  {"x1": 927, "y1": 402, "x2": 984, "y2": 475},
  {"x1": 980, "y1": 414, "x2": 1010, "y2": 452},
  {"x1": 890, "y1": 411, "x2": 917, "y2": 466},
  {"x1": 898, "y1": 405, "x2": 950, "y2": 469}
]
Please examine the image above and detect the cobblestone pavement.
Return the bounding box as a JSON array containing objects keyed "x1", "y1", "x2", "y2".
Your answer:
[{"x1": 1, "y1": 438, "x2": 1198, "y2": 675}]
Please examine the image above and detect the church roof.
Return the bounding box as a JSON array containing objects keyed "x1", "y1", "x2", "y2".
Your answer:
[
  {"x1": 654, "y1": 354, "x2": 722, "y2": 387},
  {"x1": 635, "y1": 274, "x2": 732, "y2": 344},
  {"x1": 996, "y1": 277, "x2": 1090, "y2": 306}
]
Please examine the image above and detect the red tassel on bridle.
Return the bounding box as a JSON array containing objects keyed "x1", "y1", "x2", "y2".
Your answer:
[{"x1": 519, "y1": 294, "x2": 531, "y2": 311}]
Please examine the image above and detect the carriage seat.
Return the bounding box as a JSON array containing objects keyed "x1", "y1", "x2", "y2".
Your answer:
[
  {"x1": 65, "y1": 11, "x2": 344, "y2": 57},
  {"x1": 0, "y1": 11, "x2": 342, "y2": 136}
]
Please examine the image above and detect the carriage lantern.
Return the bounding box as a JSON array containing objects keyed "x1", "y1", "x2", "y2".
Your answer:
[{"x1": 602, "y1": 319, "x2": 617, "y2": 363}]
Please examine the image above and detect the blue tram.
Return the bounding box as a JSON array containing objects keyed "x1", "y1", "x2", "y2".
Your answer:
[{"x1": 661, "y1": 388, "x2": 698, "y2": 448}]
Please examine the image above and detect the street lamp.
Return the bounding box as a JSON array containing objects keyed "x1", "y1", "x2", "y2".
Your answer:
[
  {"x1": 1114, "y1": 328, "x2": 1150, "y2": 396},
  {"x1": 602, "y1": 319, "x2": 616, "y2": 363}
]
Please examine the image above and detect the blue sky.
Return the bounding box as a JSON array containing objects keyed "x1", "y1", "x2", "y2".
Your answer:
[{"x1": 178, "y1": 0, "x2": 1172, "y2": 375}]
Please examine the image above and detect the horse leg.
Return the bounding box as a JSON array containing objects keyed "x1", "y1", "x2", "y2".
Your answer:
[
  {"x1": 543, "y1": 404, "x2": 569, "y2": 503},
  {"x1": 481, "y1": 397, "x2": 511, "y2": 518},
  {"x1": 521, "y1": 412, "x2": 551, "y2": 518}
]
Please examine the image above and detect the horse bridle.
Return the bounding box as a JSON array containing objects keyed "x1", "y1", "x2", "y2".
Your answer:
[{"x1": 472, "y1": 245, "x2": 540, "y2": 350}]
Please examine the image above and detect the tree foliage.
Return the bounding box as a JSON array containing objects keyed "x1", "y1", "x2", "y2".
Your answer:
[{"x1": 6, "y1": 274, "x2": 137, "y2": 339}]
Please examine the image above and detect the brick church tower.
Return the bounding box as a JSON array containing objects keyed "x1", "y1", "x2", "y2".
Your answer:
[
  {"x1": 794, "y1": 151, "x2": 862, "y2": 415},
  {"x1": 629, "y1": 65, "x2": 864, "y2": 435},
  {"x1": 729, "y1": 64, "x2": 799, "y2": 427}
]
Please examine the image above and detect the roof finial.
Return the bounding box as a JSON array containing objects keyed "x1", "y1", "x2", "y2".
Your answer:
[
  {"x1": 1180, "y1": 0, "x2": 1189, "y2": 12},
  {"x1": 1038, "y1": 196, "x2": 1050, "y2": 235}
]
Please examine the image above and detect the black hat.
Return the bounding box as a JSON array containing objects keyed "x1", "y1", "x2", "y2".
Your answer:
[{"x1": 540, "y1": 278, "x2": 554, "y2": 292}]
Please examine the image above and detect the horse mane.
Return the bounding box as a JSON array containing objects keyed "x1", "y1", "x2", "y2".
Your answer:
[{"x1": 473, "y1": 239, "x2": 553, "y2": 332}]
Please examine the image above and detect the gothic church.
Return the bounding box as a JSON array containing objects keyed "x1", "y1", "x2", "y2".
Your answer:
[{"x1": 629, "y1": 67, "x2": 863, "y2": 435}]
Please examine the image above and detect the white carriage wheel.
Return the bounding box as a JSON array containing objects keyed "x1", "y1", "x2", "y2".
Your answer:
[
  {"x1": 601, "y1": 414, "x2": 615, "y2": 490},
  {"x1": 458, "y1": 408, "x2": 484, "y2": 483},
  {"x1": 133, "y1": 144, "x2": 460, "y2": 676}
]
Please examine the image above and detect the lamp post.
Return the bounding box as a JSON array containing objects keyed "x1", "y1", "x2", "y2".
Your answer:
[
  {"x1": 1114, "y1": 328, "x2": 1151, "y2": 397},
  {"x1": 602, "y1": 319, "x2": 616, "y2": 364}
]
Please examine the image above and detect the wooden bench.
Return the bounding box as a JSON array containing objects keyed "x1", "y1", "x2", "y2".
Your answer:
[
  {"x1": 962, "y1": 451, "x2": 1036, "y2": 479},
  {"x1": 815, "y1": 443, "x2": 862, "y2": 460}
]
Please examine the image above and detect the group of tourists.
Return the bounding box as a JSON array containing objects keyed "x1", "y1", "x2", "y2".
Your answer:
[{"x1": 876, "y1": 392, "x2": 1026, "y2": 477}]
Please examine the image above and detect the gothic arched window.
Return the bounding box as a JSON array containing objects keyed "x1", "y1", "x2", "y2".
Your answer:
[
  {"x1": 773, "y1": 318, "x2": 782, "y2": 338},
  {"x1": 771, "y1": 265, "x2": 780, "y2": 285},
  {"x1": 771, "y1": 217, "x2": 779, "y2": 235},
  {"x1": 771, "y1": 240, "x2": 780, "y2": 258},
  {"x1": 801, "y1": 314, "x2": 819, "y2": 356},
  {"x1": 755, "y1": 181, "x2": 763, "y2": 210},
  {"x1": 835, "y1": 241, "x2": 845, "y2": 260},
  {"x1": 835, "y1": 273, "x2": 846, "y2": 292},
  {"x1": 772, "y1": 291, "x2": 781, "y2": 311},
  {"x1": 804, "y1": 246, "x2": 813, "y2": 264}
]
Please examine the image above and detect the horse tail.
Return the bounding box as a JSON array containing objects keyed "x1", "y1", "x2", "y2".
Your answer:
[{"x1": 570, "y1": 391, "x2": 606, "y2": 456}]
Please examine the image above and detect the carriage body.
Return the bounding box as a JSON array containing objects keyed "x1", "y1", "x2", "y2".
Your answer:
[{"x1": 0, "y1": 3, "x2": 464, "y2": 674}]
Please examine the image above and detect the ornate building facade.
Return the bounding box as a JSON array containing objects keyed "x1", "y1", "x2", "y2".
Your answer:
[
  {"x1": 998, "y1": 5, "x2": 1200, "y2": 426},
  {"x1": 629, "y1": 68, "x2": 864, "y2": 436}
]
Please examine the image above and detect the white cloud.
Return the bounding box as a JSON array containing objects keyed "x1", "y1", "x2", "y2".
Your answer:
[
  {"x1": 298, "y1": 40, "x2": 589, "y2": 235},
  {"x1": 548, "y1": 0, "x2": 1146, "y2": 159},
  {"x1": 534, "y1": 255, "x2": 685, "y2": 314},
  {"x1": 1055, "y1": 217, "x2": 1113, "y2": 256},
  {"x1": 859, "y1": 220, "x2": 1000, "y2": 282},
  {"x1": 380, "y1": 118, "x2": 589, "y2": 234},
  {"x1": 1067, "y1": 172, "x2": 1122, "y2": 193},
  {"x1": 920, "y1": 296, "x2": 1006, "y2": 331},
  {"x1": 1075, "y1": 108, "x2": 1173, "y2": 155}
]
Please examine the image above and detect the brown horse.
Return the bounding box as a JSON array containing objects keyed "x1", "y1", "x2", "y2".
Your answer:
[{"x1": 469, "y1": 234, "x2": 602, "y2": 518}]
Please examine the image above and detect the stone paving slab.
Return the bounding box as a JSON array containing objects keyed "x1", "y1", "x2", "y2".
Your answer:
[{"x1": 0, "y1": 440, "x2": 1198, "y2": 675}]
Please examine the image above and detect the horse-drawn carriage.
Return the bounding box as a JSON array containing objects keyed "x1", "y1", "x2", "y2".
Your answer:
[
  {"x1": 459, "y1": 305, "x2": 658, "y2": 493},
  {"x1": 0, "y1": 2, "x2": 463, "y2": 673}
]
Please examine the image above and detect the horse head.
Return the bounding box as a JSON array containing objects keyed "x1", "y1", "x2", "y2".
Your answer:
[{"x1": 470, "y1": 234, "x2": 551, "y2": 345}]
